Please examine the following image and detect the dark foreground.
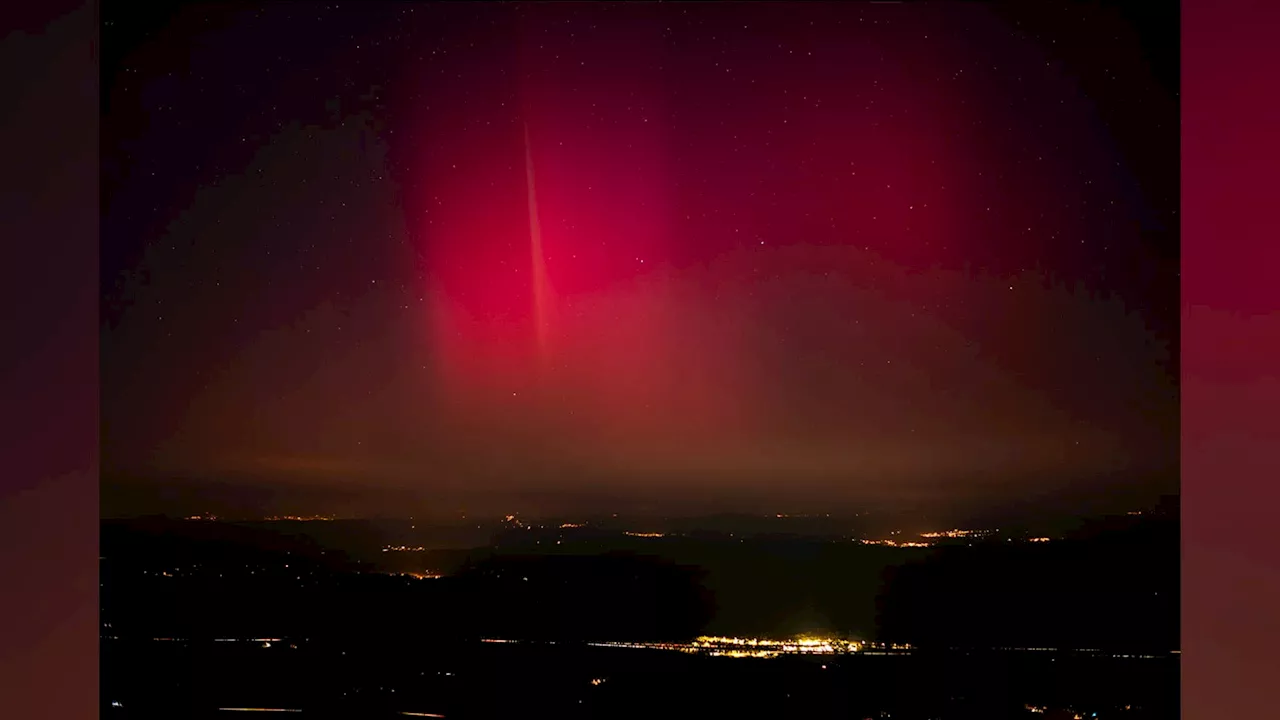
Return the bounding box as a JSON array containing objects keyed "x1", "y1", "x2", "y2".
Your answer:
[
  {"x1": 101, "y1": 509, "x2": 1177, "y2": 718},
  {"x1": 102, "y1": 638, "x2": 1177, "y2": 719}
]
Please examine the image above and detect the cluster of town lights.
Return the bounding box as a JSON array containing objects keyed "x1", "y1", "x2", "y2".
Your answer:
[
  {"x1": 858, "y1": 539, "x2": 933, "y2": 547},
  {"x1": 689, "y1": 636, "x2": 856, "y2": 657},
  {"x1": 571, "y1": 636, "x2": 911, "y2": 658},
  {"x1": 919, "y1": 529, "x2": 988, "y2": 539}
]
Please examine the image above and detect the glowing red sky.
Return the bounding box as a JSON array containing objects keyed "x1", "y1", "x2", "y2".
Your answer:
[{"x1": 101, "y1": 3, "x2": 1177, "y2": 516}]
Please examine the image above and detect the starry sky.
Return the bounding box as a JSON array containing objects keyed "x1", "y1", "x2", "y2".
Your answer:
[{"x1": 101, "y1": 2, "x2": 1178, "y2": 519}]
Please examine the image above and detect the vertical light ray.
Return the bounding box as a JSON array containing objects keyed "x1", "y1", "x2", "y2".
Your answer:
[{"x1": 524, "y1": 122, "x2": 552, "y2": 368}]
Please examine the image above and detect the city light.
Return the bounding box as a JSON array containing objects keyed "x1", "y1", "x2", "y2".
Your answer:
[
  {"x1": 856, "y1": 532, "x2": 1052, "y2": 547},
  {"x1": 920, "y1": 529, "x2": 984, "y2": 538},
  {"x1": 581, "y1": 635, "x2": 890, "y2": 657},
  {"x1": 860, "y1": 535, "x2": 931, "y2": 545},
  {"x1": 129, "y1": 634, "x2": 1177, "y2": 662}
]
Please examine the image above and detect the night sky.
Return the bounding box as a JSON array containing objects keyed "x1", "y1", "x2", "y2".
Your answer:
[{"x1": 101, "y1": 2, "x2": 1178, "y2": 519}]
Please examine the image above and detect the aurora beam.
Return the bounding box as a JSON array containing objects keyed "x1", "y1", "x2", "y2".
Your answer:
[{"x1": 524, "y1": 122, "x2": 552, "y2": 367}]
